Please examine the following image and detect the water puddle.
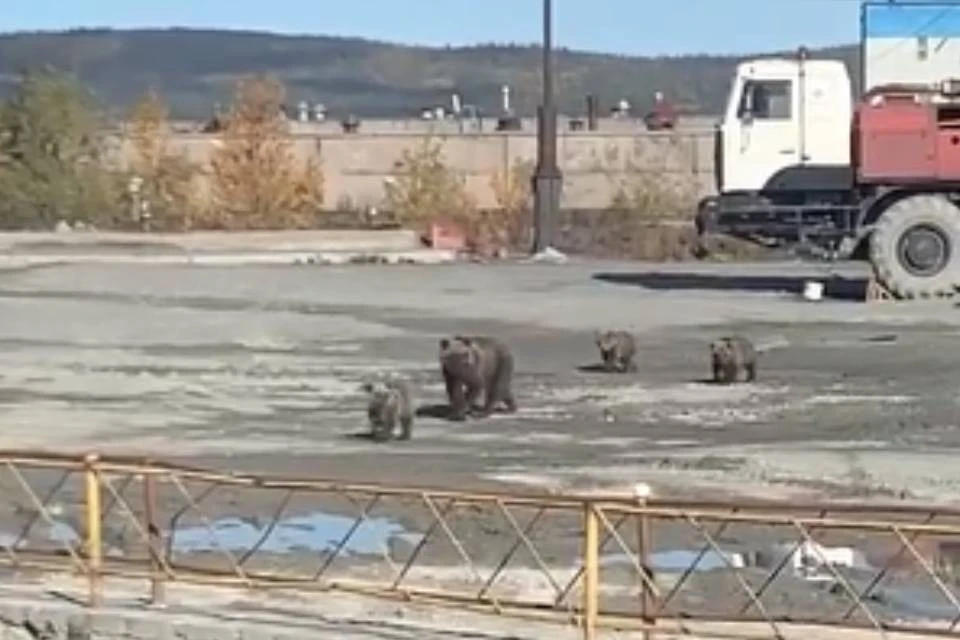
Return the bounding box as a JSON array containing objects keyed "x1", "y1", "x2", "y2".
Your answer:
[
  {"x1": 602, "y1": 549, "x2": 743, "y2": 573},
  {"x1": 4, "y1": 516, "x2": 960, "y2": 623},
  {"x1": 169, "y1": 512, "x2": 423, "y2": 555},
  {"x1": 603, "y1": 541, "x2": 873, "y2": 575},
  {"x1": 602, "y1": 543, "x2": 960, "y2": 622},
  {"x1": 0, "y1": 521, "x2": 79, "y2": 549},
  {"x1": 0, "y1": 511, "x2": 422, "y2": 557}
]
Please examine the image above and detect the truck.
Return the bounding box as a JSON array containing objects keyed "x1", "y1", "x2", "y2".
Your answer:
[{"x1": 695, "y1": 0, "x2": 960, "y2": 299}]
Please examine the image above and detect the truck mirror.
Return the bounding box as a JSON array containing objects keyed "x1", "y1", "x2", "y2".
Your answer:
[{"x1": 740, "y1": 111, "x2": 754, "y2": 125}]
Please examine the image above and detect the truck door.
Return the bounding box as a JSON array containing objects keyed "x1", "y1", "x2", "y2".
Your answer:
[{"x1": 722, "y1": 77, "x2": 801, "y2": 193}]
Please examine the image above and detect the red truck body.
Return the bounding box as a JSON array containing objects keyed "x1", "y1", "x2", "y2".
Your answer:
[{"x1": 855, "y1": 88, "x2": 960, "y2": 184}]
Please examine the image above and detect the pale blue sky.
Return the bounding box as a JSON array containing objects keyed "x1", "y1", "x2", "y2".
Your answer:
[{"x1": 4, "y1": 0, "x2": 863, "y2": 56}]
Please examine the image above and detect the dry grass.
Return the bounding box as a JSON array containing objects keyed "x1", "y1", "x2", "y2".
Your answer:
[
  {"x1": 383, "y1": 141, "x2": 537, "y2": 255},
  {"x1": 556, "y1": 153, "x2": 768, "y2": 261},
  {"x1": 483, "y1": 157, "x2": 535, "y2": 253},
  {"x1": 382, "y1": 137, "x2": 478, "y2": 241}
]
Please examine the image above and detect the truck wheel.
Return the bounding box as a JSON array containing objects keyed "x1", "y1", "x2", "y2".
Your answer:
[{"x1": 869, "y1": 194, "x2": 960, "y2": 299}]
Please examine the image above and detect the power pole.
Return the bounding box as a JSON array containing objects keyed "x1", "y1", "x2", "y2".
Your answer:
[{"x1": 531, "y1": 0, "x2": 563, "y2": 253}]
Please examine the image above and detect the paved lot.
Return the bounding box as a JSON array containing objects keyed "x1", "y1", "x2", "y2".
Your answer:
[{"x1": 2, "y1": 257, "x2": 960, "y2": 503}]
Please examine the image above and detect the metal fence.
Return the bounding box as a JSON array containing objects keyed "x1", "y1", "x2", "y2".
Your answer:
[{"x1": 1, "y1": 450, "x2": 960, "y2": 639}]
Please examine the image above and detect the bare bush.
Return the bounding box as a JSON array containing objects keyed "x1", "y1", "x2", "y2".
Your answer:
[
  {"x1": 552, "y1": 141, "x2": 767, "y2": 261},
  {"x1": 383, "y1": 137, "x2": 477, "y2": 240},
  {"x1": 486, "y1": 157, "x2": 535, "y2": 252},
  {"x1": 208, "y1": 75, "x2": 324, "y2": 230},
  {"x1": 608, "y1": 171, "x2": 697, "y2": 221},
  {"x1": 553, "y1": 166, "x2": 700, "y2": 260}
]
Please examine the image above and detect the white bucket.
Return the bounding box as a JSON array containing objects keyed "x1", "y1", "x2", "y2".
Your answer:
[{"x1": 803, "y1": 280, "x2": 824, "y2": 301}]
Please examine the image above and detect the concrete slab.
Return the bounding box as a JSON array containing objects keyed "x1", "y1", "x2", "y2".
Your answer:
[
  {"x1": 0, "y1": 230, "x2": 423, "y2": 255},
  {"x1": 0, "y1": 574, "x2": 921, "y2": 640}
]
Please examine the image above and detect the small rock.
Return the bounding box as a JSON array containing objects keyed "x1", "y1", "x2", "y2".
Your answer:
[{"x1": 526, "y1": 246, "x2": 568, "y2": 264}]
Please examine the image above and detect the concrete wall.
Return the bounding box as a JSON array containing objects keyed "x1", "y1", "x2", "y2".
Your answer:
[
  {"x1": 146, "y1": 128, "x2": 717, "y2": 211},
  {"x1": 171, "y1": 115, "x2": 721, "y2": 135}
]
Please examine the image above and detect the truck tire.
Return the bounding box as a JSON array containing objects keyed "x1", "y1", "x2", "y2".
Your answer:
[{"x1": 869, "y1": 193, "x2": 960, "y2": 299}]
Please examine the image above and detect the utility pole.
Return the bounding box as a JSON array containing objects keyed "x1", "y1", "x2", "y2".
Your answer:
[{"x1": 531, "y1": 0, "x2": 563, "y2": 253}]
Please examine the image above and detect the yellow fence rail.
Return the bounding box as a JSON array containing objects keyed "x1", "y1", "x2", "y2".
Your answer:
[{"x1": 1, "y1": 450, "x2": 960, "y2": 639}]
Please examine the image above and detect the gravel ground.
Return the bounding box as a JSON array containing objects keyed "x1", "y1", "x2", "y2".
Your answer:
[
  {"x1": 1, "y1": 258, "x2": 958, "y2": 501},
  {"x1": 2, "y1": 257, "x2": 960, "y2": 628}
]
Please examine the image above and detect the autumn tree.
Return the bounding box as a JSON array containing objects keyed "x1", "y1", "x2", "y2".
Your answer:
[
  {"x1": 208, "y1": 75, "x2": 324, "y2": 229},
  {"x1": 124, "y1": 88, "x2": 202, "y2": 230},
  {"x1": 487, "y1": 157, "x2": 535, "y2": 251},
  {"x1": 383, "y1": 137, "x2": 477, "y2": 237},
  {"x1": 0, "y1": 67, "x2": 122, "y2": 229}
]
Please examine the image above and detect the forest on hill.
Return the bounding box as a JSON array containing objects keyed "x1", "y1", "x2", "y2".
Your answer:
[{"x1": 0, "y1": 28, "x2": 859, "y2": 120}]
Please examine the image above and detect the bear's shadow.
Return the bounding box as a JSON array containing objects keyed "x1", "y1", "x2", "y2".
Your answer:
[
  {"x1": 577, "y1": 363, "x2": 610, "y2": 373},
  {"x1": 416, "y1": 403, "x2": 454, "y2": 420},
  {"x1": 343, "y1": 431, "x2": 386, "y2": 442},
  {"x1": 577, "y1": 363, "x2": 631, "y2": 373},
  {"x1": 415, "y1": 403, "x2": 515, "y2": 422},
  {"x1": 691, "y1": 376, "x2": 758, "y2": 386}
]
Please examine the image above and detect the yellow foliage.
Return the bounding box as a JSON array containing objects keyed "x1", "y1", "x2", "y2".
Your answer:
[
  {"x1": 383, "y1": 137, "x2": 476, "y2": 234},
  {"x1": 608, "y1": 170, "x2": 697, "y2": 220},
  {"x1": 602, "y1": 141, "x2": 697, "y2": 221},
  {"x1": 486, "y1": 157, "x2": 535, "y2": 250},
  {"x1": 129, "y1": 88, "x2": 167, "y2": 170},
  {"x1": 125, "y1": 88, "x2": 202, "y2": 231},
  {"x1": 591, "y1": 161, "x2": 738, "y2": 261},
  {"x1": 208, "y1": 75, "x2": 324, "y2": 230}
]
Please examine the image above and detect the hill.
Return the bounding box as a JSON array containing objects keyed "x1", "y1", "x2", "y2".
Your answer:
[{"x1": 0, "y1": 28, "x2": 859, "y2": 120}]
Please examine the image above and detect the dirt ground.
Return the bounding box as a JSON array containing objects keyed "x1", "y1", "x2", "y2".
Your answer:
[
  {"x1": 1, "y1": 258, "x2": 959, "y2": 502},
  {"x1": 4, "y1": 257, "x2": 960, "y2": 626}
]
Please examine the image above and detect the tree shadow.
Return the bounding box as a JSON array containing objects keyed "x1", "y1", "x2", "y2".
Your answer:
[{"x1": 592, "y1": 271, "x2": 867, "y2": 301}]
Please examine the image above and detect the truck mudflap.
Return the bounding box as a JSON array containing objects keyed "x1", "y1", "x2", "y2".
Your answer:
[{"x1": 694, "y1": 196, "x2": 719, "y2": 236}]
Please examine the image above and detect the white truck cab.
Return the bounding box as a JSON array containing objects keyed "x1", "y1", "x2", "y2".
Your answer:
[
  {"x1": 699, "y1": 3, "x2": 960, "y2": 301},
  {"x1": 717, "y1": 57, "x2": 853, "y2": 194}
]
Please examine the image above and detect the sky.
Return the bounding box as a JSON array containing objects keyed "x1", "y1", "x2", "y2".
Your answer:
[{"x1": 4, "y1": 0, "x2": 864, "y2": 56}]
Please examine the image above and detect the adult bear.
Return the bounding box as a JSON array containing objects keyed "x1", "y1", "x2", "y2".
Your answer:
[{"x1": 439, "y1": 335, "x2": 517, "y2": 421}]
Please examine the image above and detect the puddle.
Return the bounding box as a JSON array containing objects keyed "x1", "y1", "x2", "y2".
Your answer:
[
  {"x1": 4, "y1": 516, "x2": 959, "y2": 623},
  {"x1": 0, "y1": 511, "x2": 422, "y2": 558},
  {"x1": 602, "y1": 549, "x2": 743, "y2": 573},
  {"x1": 602, "y1": 544, "x2": 960, "y2": 622},
  {"x1": 603, "y1": 541, "x2": 873, "y2": 576},
  {"x1": 170, "y1": 512, "x2": 423, "y2": 556},
  {"x1": 876, "y1": 583, "x2": 960, "y2": 619},
  {"x1": 0, "y1": 521, "x2": 79, "y2": 549}
]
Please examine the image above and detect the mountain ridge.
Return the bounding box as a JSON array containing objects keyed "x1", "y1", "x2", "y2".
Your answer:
[{"x1": 0, "y1": 28, "x2": 859, "y2": 120}]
